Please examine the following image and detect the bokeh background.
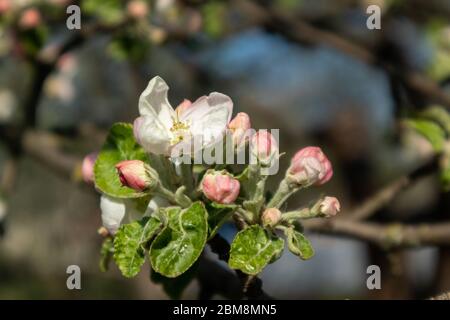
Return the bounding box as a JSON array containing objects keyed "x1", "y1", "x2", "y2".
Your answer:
[{"x1": 1, "y1": 0, "x2": 450, "y2": 299}]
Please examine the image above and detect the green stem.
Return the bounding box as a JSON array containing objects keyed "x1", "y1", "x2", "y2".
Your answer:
[
  {"x1": 237, "y1": 208, "x2": 255, "y2": 224},
  {"x1": 179, "y1": 162, "x2": 195, "y2": 196},
  {"x1": 266, "y1": 179, "x2": 297, "y2": 209},
  {"x1": 281, "y1": 208, "x2": 315, "y2": 221},
  {"x1": 155, "y1": 184, "x2": 191, "y2": 208}
]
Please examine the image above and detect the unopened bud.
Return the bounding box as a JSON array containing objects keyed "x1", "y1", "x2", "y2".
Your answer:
[
  {"x1": 127, "y1": 0, "x2": 149, "y2": 19},
  {"x1": 0, "y1": 0, "x2": 11, "y2": 14},
  {"x1": 228, "y1": 112, "x2": 251, "y2": 147},
  {"x1": 287, "y1": 146, "x2": 333, "y2": 187},
  {"x1": 250, "y1": 130, "x2": 278, "y2": 166},
  {"x1": 201, "y1": 171, "x2": 240, "y2": 204},
  {"x1": 115, "y1": 160, "x2": 156, "y2": 192},
  {"x1": 318, "y1": 196, "x2": 340, "y2": 217},
  {"x1": 19, "y1": 8, "x2": 41, "y2": 29},
  {"x1": 81, "y1": 152, "x2": 98, "y2": 184},
  {"x1": 261, "y1": 208, "x2": 281, "y2": 227}
]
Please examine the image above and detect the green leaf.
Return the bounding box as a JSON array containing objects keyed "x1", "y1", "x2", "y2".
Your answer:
[
  {"x1": 83, "y1": 0, "x2": 124, "y2": 24},
  {"x1": 113, "y1": 216, "x2": 162, "y2": 278},
  {"x1": 150, "y1": 202, "x2": 208, "y2": 278},
  {"x1": 404, "y1": 119, "x2": 446, "y2": 152},
  {"x1": 150, "y1": 262, "x2": 198, "y2": 299},
  {"x1": 420, "y1": 106, "x2": 450, "y2": 134},
  {"x1": 286, "y1": 228, "x2": 314, "y2": 260},
  {"x1": 94, "y1": 123, "x2": 149, "y2": 198},
  {"x1": 206, "y1": 202, "x2": 236, "y2": 240},
  {"x1": 228, "y1": 225, "x2": 284, "y2": 275},
  {"x1": 99, "y1": 237, "x2": 114, "y2": 272}
]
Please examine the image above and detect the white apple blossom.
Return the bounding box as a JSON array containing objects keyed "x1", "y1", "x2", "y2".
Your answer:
[{"x1": 133, "y1": 76, "x2": 233, "y2": 157}]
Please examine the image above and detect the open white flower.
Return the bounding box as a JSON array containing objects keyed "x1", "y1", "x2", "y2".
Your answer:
[{"x1": 133, "y1": 76, "x2": 233, "y2": 157}]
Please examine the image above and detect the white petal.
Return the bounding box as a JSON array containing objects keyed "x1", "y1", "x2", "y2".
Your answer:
[
  {"x1": 100, "y1": 195, "x2": 126, "y2": 235},
  {"x1": 136, "y1": 115, "x2": 172, "y2": 155},
  {"x1": 139, "y1": 76, "x2": 175, "y2": 129},
  {"x1": 181, "y1": 92, "x2": 233, "y2": 151},
  {"x1": 181, "y1": 92, "x2": 233, "y2": 123}
]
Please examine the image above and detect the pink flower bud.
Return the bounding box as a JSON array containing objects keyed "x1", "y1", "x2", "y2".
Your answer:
[
  {"x1": 0, "y1": 0, "x2": 11, "y2": 14},
  {"x1": 133, "y1": 116, "x2": 145, "y2": 145},
  {"x1": 250, "y1": 130, "x2": 278, "y2": 165},
  {"x1": 127, "y1": 0, "x2": 149, "y2": 19},
  {"x1": 81, "y1": 152, "x2": 98, "y2": 184},
  {"x1": 19, "y1": 8, "x2": 41, "y2": 29},
  {"x1": 319, "y1": 196, "x2": 340, "y2": 217},
  {"x1": 115, "y1": 160, "x2": 153, "y2": 191},
  {"x1": 287, "y1": 146, "x2": 333, "y2": 186},
  {"x1": 201, "y1": 171, "x2": 240, "y2": 204},
  {"x1": 261, "y1": 208, "x2": 281, "y2": 227},
  {"x1": 228, "y1": 112, "x2": 251, "y2": 146}
]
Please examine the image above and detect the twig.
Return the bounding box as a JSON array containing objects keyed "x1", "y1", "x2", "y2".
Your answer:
[
  {"x1": 305, "y1": 219, "x2": 450, "y2": 250},
  {"x1": 347, "y1": 155, "x2": 439, "y2": 221}
]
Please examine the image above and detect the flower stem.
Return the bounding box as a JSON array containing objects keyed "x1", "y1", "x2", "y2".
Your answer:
[
  {"x1": 266, "y1": 179, "x2": 297, "y2": 209},
  {"x1": 179, "y1": 162, "x2": 195, "y2": 196},
  {"x1": 281, "y1": 208, "x2": 315, "y2": 221},
  {"x1": 155, "y1": 183, "x2": 191, "y2": 208}
]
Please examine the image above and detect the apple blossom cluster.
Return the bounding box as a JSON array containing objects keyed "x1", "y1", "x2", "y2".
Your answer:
[{"x1": 84, "y1": 76, "x2": 340, "y2": 292}]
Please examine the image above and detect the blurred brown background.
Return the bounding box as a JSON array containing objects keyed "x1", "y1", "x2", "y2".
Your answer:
[{"x1": 1, "y1": 0, "x2": 450, "y2": 299}]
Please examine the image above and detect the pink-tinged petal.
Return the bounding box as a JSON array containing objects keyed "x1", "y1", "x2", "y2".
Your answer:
[
  {"x1": 319, "y1": 196, "x2": 340, "y2": 217},
  {"x1": 115, "y1": 160, "x2": 152, "y2": 191},
  {"x1": 175, "y1": 99, "x2": 192, "y2": 117},
  {"x1": 181, "y1": 92, "x2": 233, "y2": 123},
  {"x1": 228, "y1": 112, "x2": 251, "y2": 146},
  {"x1": 81, "y1": 152, "x2": 98, "y2": 184},
  {"x1": 250, "y1": 130, "x2": 278, "y2": 164}
]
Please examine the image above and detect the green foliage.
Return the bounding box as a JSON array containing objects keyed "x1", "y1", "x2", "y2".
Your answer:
[
  {"x1": 82, "y1": 0, "x2": 124, "y2": 24},
  {"x1": 108, "y1": 30, "x2": 151, "y2": 62},
  {"x1": 420, "y1": 106, "x2": 450, "y2": 135},
  {"x1": 94, "y1": 123, "x2": 150, "y2": 198},
  {"x1": 202, "y1": 1, "x2": 226, "y2": 38},
  {"x1": 228, "y1": 225, "x2": 284, "y2": 275},
  {"x1": 99, "y1": 237, "x2": 114, "y2": 272},
  {"x1": 150, "y1": 203, "x2": 208, "y2": 278},
  {"x1": 113, "y1": 216, "x2": 162, "y2": 278},
  {"x1": 285, "y1": 228, "x2": 314, "y2": 260},
  {"x1": 18, "y1": 27, "x2": 48, "y2": 57},
  {"x1": 404, "y1": 119, "x2": 446, "y2": 152},
  {"x1": 206, "y1": 202, "x2": 236, "y2": 240}
]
